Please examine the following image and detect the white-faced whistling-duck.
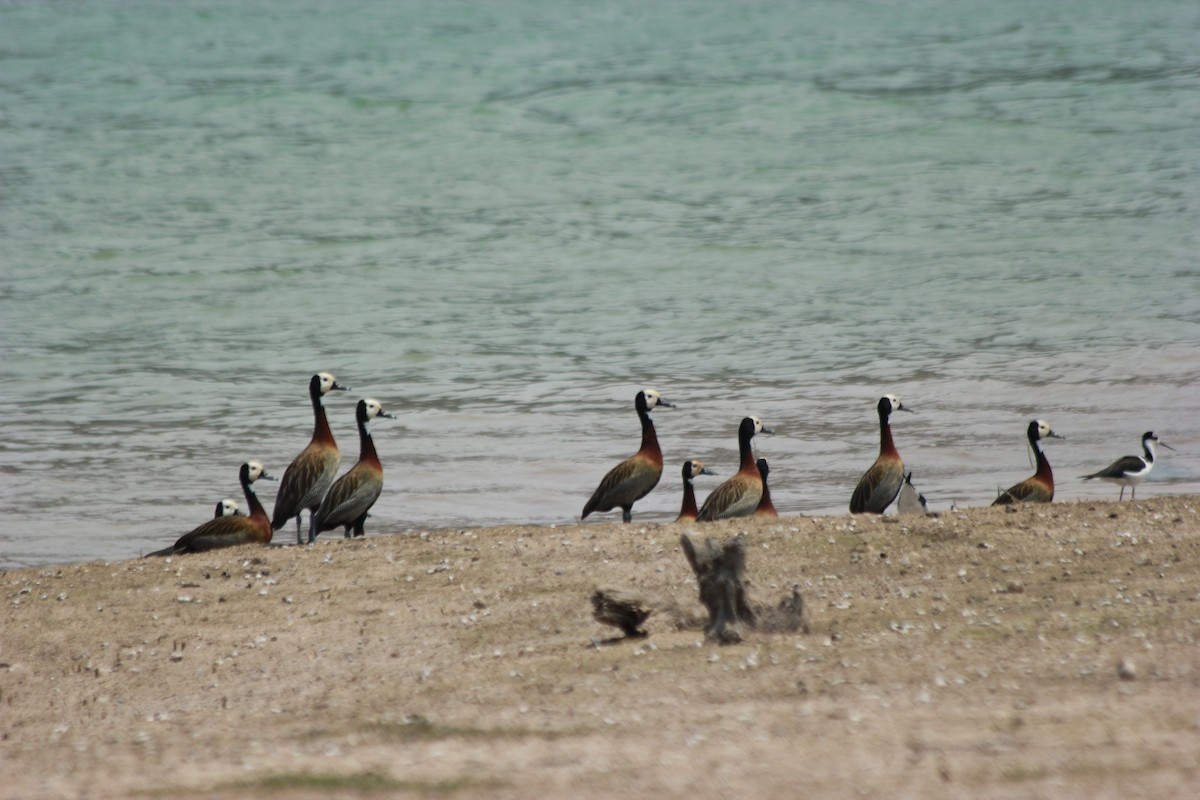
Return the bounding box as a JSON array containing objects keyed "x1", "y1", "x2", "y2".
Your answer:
[
  {"x1": 147, "y1": 462, "x2": 276, "y2": 556},
  {"x1": 272, "y1": 372, "x2": 350, "y2": 544},
  {"x1": 313, "y1": 398, "x2": 395, "y2": 540},
  {"x1": 676, "y1": 459, "x2": 716, "y2": 522},
  {"x1": 849, "y1": 394, "x2": 912, "y2": 514},
  {"x1": 992, "y1": 419, "x2": 1064, "y2": 505},
  {"x1": 697, "y1": 416, "x2": 773, "y2": 521},
  {"x1": 582, "y1": 389, "x2": 674, "y2": 523}
]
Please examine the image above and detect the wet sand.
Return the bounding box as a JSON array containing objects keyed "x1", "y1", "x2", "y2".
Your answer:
[{"x1": 3, "y1": 498, "x2": 1199, "y2": 799}]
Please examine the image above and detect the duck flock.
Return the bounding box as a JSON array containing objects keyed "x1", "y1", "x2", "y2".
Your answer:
[
  {"x1": 145, "y1": 375, "x2": 1177, "y2": 558},
  {"x1": 148, "y1": 373, "x2": 390, "y2": 557}
]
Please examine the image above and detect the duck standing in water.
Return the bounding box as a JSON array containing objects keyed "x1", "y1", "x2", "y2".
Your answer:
[{"x1": 582, "y1": 389, "x2": 674, "y2": 523}]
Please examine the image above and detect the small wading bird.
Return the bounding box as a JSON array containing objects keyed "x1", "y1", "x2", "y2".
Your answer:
[
  {"x1": 272, "y1": 372, "x2": 350, "y2": 544},
  {"x1": 697, "y1": 416, "x2": 773, "y2": 521},
  {"x1": 147, "y1": 462, "x2": 276, "y2": 556},
  {"x1": 896, "y1": 471, "x2": 928, "y2": 515},
  {"x1": 312, "y1": 398, "x2": 395, "y2": 540},
  {"x1": 582, "y1": 389, "x2": 674, "y2": 523},
  {"x1": 992, "y1": 420, "x2": 1064, "y2": 505},
  {"x1": 1080, "y1": 431, "x2": 1175, "y2": 501},
  {"x1": 676, "y1": 459, "x2": 716, "y2": 522},
  {"x1": 849, "y1": 394, "x2": 912, "y2": 514}
]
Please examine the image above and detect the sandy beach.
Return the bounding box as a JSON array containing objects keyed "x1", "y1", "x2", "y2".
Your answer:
[{"x1": 3, "y1": 497, "x2": 1199, "y2": 799}]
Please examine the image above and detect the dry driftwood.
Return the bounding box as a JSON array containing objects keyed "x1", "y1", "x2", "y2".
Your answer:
[
  {"x1": 680, "y1": 534, "x2": 756, "y2": 643},
  {"x1": 681, "y1": 533, "x2": 809, "y2": 643},
  {"x1": 588, "y1": 535, "x2": 809, "y2": 646},
  {"x1": 589, "y1": 587, "x2": 707, "y2": 645},
  {"x1": 591, "y1": 587, "x2": 656, "y2": 642}
]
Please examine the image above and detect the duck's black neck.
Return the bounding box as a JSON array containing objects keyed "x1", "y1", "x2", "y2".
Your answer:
[
  {"x1": 1027, "y1": 426, "x2": 1052, "y2": 482},
  {"x1": 358, "y1": 417, "x2": 379, "y2": 465},
  {"x1": 680, "y1": 481, "x2": 698, "y2": 519},
  {"x1": 878, "y1": 407, "x2": 897, "y2": 457},
  {"x1": 738, "y1": 421, "x2": 756, "y2": 473},
  {"x1": 240, "y1": 470, "x2": 267, "y2": 519},
  {"x1": 637, "y1": 403, "x2": 660, "y2": 458},
  {"x1": 310, "y1": 383, "x2": 334, "y2": 445}
]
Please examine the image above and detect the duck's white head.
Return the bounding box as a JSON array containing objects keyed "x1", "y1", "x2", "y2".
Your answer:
[
  {"x1": 746, "y1": 416, "x2": 774, "y2": 436},
  {"x1": 881, "y1": 394, "x2": 912, "y2": 416},
  {"x1": 317, "y1": 372, "x2": 349, "y2": 394},
  {"x1": 216, "y1": 498, "x2": 242, "y2": 517},
  {"x1": 361, "y1": 398, "x2": 396, "y2": 428},
  {"x1": 641, "y1": 388, "x2": 674, "y2": 411},
  {"x1": 1034, "y1": 420, "x2": 1063, "y2": 441},
  {"x1": 245, "y1": 460, "x2": 276, "y2": 483}
]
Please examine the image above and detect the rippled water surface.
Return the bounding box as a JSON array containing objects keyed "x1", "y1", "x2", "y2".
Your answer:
[{"x1": 3, "y1": 0, "x2": 1199, "y2": 567}]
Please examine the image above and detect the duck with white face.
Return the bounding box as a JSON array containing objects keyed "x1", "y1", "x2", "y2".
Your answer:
[
  {"x1": 753, "y1": 458, "x2": 779, "y2": 519},
  {"x1": 214, "y1": 498, "x2": 242, "y2": 518},
  {"x1": 993, "y1": 419, "x2": 1064, "y2": 505},
  {"x1": 582, "y1": 389, "x2": 675, "y2": 524},
  {"x1": 313, "y1": 398, "x2": 396, "y2": 540},
  {"x1": 697, "y1": 416, "x2": 773, "y2": 521},
  {"x1": 147, "y1": 461, "x2": 277, "y2": 556},
  {"x1": 272, "y1": 372, "x2": 351, "y2": 544},
  {"x1": 850, "y1": 394, "x2": 913, "y2": 514},
  {"x1": 676, "y1": 459, "x2": 717, "y2": 522}
]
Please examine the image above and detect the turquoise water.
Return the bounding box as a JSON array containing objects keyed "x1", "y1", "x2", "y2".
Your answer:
[{"x1": 2, "y1": 0, "x2": 1199, "y2": 568}]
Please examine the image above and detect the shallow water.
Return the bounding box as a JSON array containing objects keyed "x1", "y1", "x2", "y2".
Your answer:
[{"x1": 3, "y1": 0, "x2": 1199, "y2": 568}]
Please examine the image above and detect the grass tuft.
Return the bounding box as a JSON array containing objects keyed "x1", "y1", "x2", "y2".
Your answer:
[{"x1": 225, "y1": 770, "x2": 501, "y2": 795}]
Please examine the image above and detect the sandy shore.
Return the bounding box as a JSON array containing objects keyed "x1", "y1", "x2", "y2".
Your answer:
[{"x1": 3, "y1": 498, "x2": 1199, "y2": 799}]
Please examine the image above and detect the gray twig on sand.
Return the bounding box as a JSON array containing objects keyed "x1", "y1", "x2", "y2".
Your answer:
[
  {"x1": 589, "y1": 535, "x2": 810, "y2": 646},
  {"x1": 680, "y1": 533, "x2": 809, "y2": 643}
]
